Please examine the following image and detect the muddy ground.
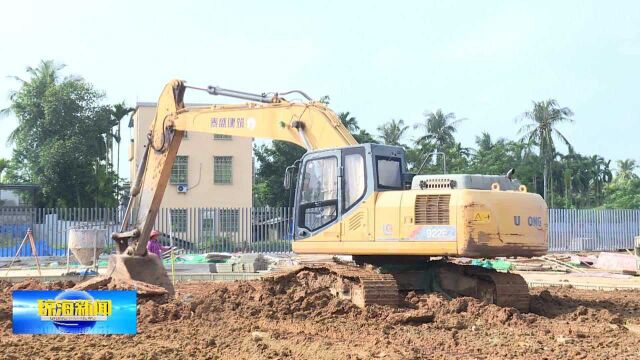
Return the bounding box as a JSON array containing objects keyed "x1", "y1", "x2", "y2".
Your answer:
[{"x1": 1, "y1": 273, "x2": 640, "y2": 360}]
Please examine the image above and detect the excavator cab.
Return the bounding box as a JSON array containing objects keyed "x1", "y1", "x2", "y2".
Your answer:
[{"x1": 293, "y1": 144, "x2": 409, "y2": 240}]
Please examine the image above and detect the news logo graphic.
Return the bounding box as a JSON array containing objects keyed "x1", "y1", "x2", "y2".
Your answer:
[{"x1": 12, "y1": 290, "x2": 136, "y2": 334}]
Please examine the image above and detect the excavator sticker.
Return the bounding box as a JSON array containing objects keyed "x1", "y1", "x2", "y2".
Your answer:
[
  {"x1": 408, "y1": 225, "x2": 456, "y2": 241},
  {"x1": 472, "y1": 211, "x2": 491, "y2": 224},
  {"x1": 210, "y1": 117, "x2": 245, "y2": 128}
]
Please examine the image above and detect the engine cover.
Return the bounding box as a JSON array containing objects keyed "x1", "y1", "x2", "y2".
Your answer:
[{"x1": 411, "y1": 174, "x2": 522, "y2": 191}]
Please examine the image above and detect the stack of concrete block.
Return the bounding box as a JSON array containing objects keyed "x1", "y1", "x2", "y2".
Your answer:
[
  {"x1": 212, "y1": 263, "x2": 234, "y2": 273},
  {"x1": 212, "y1": 254, "x2": 269, "y2": 273},
  {"x1": 235, "y1": 254, "x2": 269, "y2": 272},
  {"x1": 204, "y1": 253, "x2": 232, "y2": 262}
]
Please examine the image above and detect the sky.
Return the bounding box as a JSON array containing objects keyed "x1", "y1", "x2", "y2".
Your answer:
[{"x1": 0, "y1": 0, "x2": 638, "y2": 180}]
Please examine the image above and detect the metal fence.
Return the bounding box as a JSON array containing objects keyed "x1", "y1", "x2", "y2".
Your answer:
[
  {"x1": 548, "y1": 209, "x2": 640, "y2": 252},
  {"x1": 0, "y1": 207, "x2": 293, "y2": 257},
  {"x1": 153, "y1": 207, "x2": 293, "y2": 253},
  {"x1": 1, "y1": 207, "x2": 639, "y2": 257}
]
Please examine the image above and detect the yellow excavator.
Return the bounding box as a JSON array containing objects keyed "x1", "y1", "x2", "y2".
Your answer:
[{"x1": 105, "y1": 79, "x2": 547, "y2": 312}]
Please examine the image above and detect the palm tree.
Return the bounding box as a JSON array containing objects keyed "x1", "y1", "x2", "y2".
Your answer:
[
  {"x1": 338, "y1": 112, "x2": 360, "y2": 133},
  {"x1": 377, "y1": 119, "x2": 409, "y2": 146},
  {"x1": 110, "y1": 102, "x2": 134, "y2": 177},
  {"x1": 589, "y1": 155, "x2": 612, "y2": 206},
  {"x1": 616, "y1": 159, "x2": 638, "y2": 181},
  {"x1": 518, "y1": 99, "x2": 574, "y2": 201},
  {"x1": 414, "y1": 109, "x2": 464, "y2": 151},
  {"x1": 2, "y1": 60, "x2": 65, "y2": 144},
  {"x1": 475, "y1": 132, "x2": 493, "y2": 152}
]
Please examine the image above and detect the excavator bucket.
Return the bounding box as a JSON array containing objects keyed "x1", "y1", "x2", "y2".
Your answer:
[
  {"x1": 75, "y1": 253, "x2": 174, "y2": 296},
  {"x1": 107, "y1": 254, "x2": 175, "y2": 295}
]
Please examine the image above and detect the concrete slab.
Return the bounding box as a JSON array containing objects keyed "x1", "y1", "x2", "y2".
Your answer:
[
  {"x1": 519, "y1": 271, "x2": 640, "y2": 290},
  {"x1": 595, "y1": 252, "x2": 638, "y2": 273}
]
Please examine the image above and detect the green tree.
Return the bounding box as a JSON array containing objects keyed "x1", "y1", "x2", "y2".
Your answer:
[
  {"x1": 253, "y1": 141, "x2": 305, "y2": 207},
  {"x1": 475, "y1": 132, "x2": 493, "y2": 152},
  {"x1": 604, "y1": 178, "x2": 640, "y2": 208},
  {"x1": 337, "y1": 111, "x2": 376, "y2": 144},
  {"x1": 254, "y1": 109, "x2": 377, "y2": 207},
  {"x1": 338, "y1": 112, "x2": 359, "y2": 132},
  {"x1": 615, "y1": 159, "x2": 638, "y2": 182},
  {"x1": 518, "y1": 99, "x2": 574, "y2": 201},
  {"x1": 558, "y1": 151, "x2": 591, "y2": 208},
  {"x1": 377, "y1": 119, "x2": 409, "y2": 146},
  {"x1": 414, "y1": 109, "x2": 464, "y2": 151},
  {"x1": 589, "y1": 155, "x2": 612, "y2": 206},
  {"x1": 1, "y1": 60, "x2": 118, "y2": 207},
  {"x1": 109, "y1": 102, "x2": 135, "y2": 176}
]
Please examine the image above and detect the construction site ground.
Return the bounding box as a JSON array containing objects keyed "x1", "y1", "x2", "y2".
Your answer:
[{"x1": 1, "y1": 270, "x2": 640, "y2": 359}]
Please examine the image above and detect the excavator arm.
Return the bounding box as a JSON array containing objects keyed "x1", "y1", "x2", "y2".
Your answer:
[{"x1": 114, "y1": 79, "x2": 357, "y2": 257}]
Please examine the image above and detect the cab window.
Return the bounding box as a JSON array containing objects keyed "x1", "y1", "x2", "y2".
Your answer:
[
  {"x1": 343, "y1": 153, "x2": 365, "y2": 211},
  {"x1": 299, "y1": 157, "x2": 338, "y2": 231},
  {"x1": 376, "y1": 156, "x2": 402, "y2": 190}
]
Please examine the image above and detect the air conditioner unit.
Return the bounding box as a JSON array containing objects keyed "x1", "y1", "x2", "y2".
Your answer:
[{"x1": 176, "y1": 184, "x2": 188, "y2": 193}]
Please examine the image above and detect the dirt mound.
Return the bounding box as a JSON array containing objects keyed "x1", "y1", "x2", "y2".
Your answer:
[
  {"x1": 1, "y1": 276, "x2": 640, "y2": 359},
  {"x1": 139, "y1": 270, "x2": 363, "y2": 324},
  {"x1": 73, "y1": 276, "x2": 170, "y2": 298},
  {"x1": 0, "y1": 279, "x2": 74, "y2": 292},
  {"x1": 403, "y1": 291, "x2": 536, "y2": 329},
  {"x1": 0, "y1": 279, "x2": 74, "y2": 324}
]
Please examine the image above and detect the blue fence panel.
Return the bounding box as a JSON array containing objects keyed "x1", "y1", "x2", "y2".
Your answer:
[
  {"x1": 1, "y1": 207, "x2": 639, "y2": 257},
  {"x1": 548, "y1": 209, "x2": 640, "y2": 252}
]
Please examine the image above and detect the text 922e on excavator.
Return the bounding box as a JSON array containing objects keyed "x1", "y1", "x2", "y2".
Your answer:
[{"x1": 106, "y1": 79, "x2": 547, "y2": 312}]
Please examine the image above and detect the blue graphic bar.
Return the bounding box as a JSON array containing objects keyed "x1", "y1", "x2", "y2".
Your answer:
[{"x1": 12, "y1": 290, "x2": 137, "y2": 334}]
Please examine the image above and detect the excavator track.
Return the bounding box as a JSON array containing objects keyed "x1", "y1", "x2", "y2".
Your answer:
[
  {"x1": 429, "y1": 262, "x2": 530, "y2": 312},
  {"x1": 267, "y1": 261, "x2": 530, "y2": 312},
  {"x1": 464, "y1": 265, "x2": 530, "y2": 312},
  {"x1": 267, "y1": 263, "x2": 399, "y2": 308}
]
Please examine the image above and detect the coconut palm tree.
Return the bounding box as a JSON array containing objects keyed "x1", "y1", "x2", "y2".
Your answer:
[
  {"x1": 475, "y1": 132, "x2": 493, "y2": 152},
  {"x1": 110, "y1": 102, "x2": 134, "y2": 177},
  {"x1": 518, "y1": 99, "x2": 574, "y2": 201},
  {"x1": 589, "y1": 155, "x2": 612, "y2": 206},
  {"x1": 338, "y1": 112, "x2": 360, "y2": 132},
  {"x1": 616, "y1": 159, "x2": 638, "y2": 181},
  {"x1": 414, "y1": 109, "x2": 464, "y2": 151},
  {"x1": 377, "y1": 119, "x2": 409, "y2": 146},
  {"x1": 2, "y1": 60, "x2": 65, "y2": 144}
]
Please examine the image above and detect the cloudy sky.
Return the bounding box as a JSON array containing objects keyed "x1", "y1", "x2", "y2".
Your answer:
[{"x1": 1, "y1": 0, "x2": 638, "y2": 179}]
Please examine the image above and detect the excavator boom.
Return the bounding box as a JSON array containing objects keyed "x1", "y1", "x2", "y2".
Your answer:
[{"x1": 115, "y1": 79, "x2": 356, "y2": 258}]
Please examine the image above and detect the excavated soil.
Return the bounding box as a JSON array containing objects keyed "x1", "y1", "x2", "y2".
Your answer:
[{"x1": 1, "y1": 272, "x2": 640, "y2": 359}]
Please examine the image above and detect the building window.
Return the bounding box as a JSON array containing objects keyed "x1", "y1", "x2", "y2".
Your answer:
[
  {"x1": 171, "y1": 156, "x2": 188, "y2": 184},
  {"x1": 199, "y1": 209, "x2": 216, "y2": 240},
  {"x1": 219, "y1": 209, "x2": 239, "y2": 232},
  {"x1": 213, "y1": 134, "x2": 232, "y2": 140},
  {"x1": 170, "y1": 209, "x2": 187, "y2": 233},
  {"x1": 214, "y1": 156, "x2": 233, "y2": 184},
  {"x1": 201, "y1": 218, "x2": 214, "y2": 233}
]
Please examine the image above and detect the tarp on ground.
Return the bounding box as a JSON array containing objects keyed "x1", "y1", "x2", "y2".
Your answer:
[
  {"x1": 0, "y1": 240, "x2": 66, "y2": 257},
  {"x1": 470, "y1": 259, "x2": 513, "y2": 271}
]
